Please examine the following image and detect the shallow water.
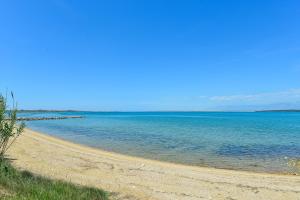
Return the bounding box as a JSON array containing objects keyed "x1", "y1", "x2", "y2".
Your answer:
[{"x1": 20, "y1": 112, "x2": 300, "y2": 174}]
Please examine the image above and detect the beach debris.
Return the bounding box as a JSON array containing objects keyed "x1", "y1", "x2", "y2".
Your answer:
[{"x1": 287, "y1": 158, "x2": 300, "y2": 174}]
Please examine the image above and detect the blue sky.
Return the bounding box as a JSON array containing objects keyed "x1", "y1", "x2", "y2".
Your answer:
[{"x1": 0, "y1": 0, "x2": 300, "y2": 111}]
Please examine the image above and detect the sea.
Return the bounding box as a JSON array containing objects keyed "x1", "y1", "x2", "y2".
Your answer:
[{"x1": 19, "y1": 111, "x2": 300, "y2": 174}]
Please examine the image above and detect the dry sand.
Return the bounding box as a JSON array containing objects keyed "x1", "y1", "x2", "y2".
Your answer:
[{"x1": 7, "y1": 128, "x2": 300, "y2": 200}]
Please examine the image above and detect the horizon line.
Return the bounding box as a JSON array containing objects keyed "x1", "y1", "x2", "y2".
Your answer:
[{"x1": 18, "y1": 109, "x2": 300, "y2": 113}]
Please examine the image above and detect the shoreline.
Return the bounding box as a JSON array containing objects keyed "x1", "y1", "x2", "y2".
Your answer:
[
  {"x1": 8, "y1": 128, "x2": 300, "y2": 200},
  {"x1": 21, "y1": 128, "x2": 298, "y2": 177}
]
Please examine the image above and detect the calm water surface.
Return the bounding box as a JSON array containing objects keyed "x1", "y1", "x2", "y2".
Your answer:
[{"x1": 20, "y1": 112, "x2": 300, "y2": 174}]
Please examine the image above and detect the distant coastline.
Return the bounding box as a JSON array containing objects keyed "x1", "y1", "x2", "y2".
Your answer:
[
  {"x1": 18, "y1": 109, "x2": 238, "y2": 112},
  {"x1": 255, "y1": 109, "x2": 300, "y2": 112},
  {"x1": 19, "y1": 109, "x2": 300, "y2": 113}
]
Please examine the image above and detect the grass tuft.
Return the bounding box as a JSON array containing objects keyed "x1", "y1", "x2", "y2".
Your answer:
[{"x1": 0, "y1": 160, "x2": 109, "y2": 200}]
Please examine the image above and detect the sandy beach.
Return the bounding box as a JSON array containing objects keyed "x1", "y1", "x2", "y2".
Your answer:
[{"x1": 7, "y1": 128, "x2": 300, "y2": 200}]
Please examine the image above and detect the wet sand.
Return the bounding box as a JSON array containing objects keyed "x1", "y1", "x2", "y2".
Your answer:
[{"x1": 7, "y1": 128, "x2": 300, "y2": 200}]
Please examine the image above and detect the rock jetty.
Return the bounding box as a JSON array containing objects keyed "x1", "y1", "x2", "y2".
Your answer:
[{"x1": 16, "y1": 116, "x2": 83, "y2": 121}]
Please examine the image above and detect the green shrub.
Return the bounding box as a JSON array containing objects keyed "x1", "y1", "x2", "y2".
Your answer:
[{"x1": 0, "y1": 92, "x2": 25, "y2": 159}]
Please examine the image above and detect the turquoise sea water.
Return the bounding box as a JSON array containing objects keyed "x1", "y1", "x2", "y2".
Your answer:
[{"x1": 20, "y1": 112, "x2": 300, "y2": 174}]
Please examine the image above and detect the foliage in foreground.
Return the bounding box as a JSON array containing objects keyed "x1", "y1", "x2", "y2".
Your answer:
[
  {"x1": 0, "y1": 160, "x2": 109, "y2": 200},
  {"x1": 0, "y1": 93, "x2": 25, "y2": 158}
]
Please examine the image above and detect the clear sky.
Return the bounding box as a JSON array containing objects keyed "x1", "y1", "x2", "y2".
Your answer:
[{"x1": 1, "y1": 0, "x2": 300, "y2": 111}]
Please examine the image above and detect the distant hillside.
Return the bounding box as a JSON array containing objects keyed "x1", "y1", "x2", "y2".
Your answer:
[{"x1": 256, "y1": 109, "x2": 300, "y2": 112}]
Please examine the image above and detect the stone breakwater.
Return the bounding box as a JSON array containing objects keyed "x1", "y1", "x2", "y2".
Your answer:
[{"x1": 15, "y1": 116, "x2": 83, "y2": 121}]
